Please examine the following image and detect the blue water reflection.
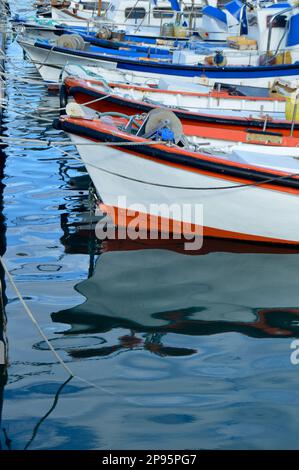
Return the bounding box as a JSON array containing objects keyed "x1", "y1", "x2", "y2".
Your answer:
[{"x1": 1, "y1": 1, "x2": 299, "y2": 450}]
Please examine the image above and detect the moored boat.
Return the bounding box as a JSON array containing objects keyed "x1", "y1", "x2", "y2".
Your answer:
[
  {"x1": 17, "y1": 2, "x2": 299, "y2": 85},
  {"x1": 54, "y1": 109, "x2": 299, "y2": 245},
  {"x1": 17, "y1": 33, "x2": 299, "y2": 85},
  {"x1": 51, "y1": 0, "x2": 110, "y2": 22},
  {"x1": 62, "y1": 74, "x2": 288, "y2": 120}
]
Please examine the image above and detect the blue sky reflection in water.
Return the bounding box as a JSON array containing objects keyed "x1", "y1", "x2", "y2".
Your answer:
[{"x1": 1, "y1": 1, "x2": 299, "y2": 450}]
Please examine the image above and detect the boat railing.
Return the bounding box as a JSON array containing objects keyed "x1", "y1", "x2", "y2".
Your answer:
[
  {"x1": 266, "y1": 5, "x2": 298, "y2": 59},
  {"x1": 99, "y1": 4, "x2": 203, "y2": 33}
]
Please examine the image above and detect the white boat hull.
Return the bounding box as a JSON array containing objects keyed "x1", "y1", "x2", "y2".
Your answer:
[
  {"x1": 80, "y1": 79, "x2": 286, "y2": 119},
  {"x1": 69, "y1": 134, "x2": 299, "y2": 244},
  {"x1": 20, "y1": 40, "x2": 299, "y2": 88},
  {"x1": 20, "y1": 40, "x2": 117, "y2": 82},
  {"x1": 51, "y1": 7, "x2": 96, "y2": 25}
]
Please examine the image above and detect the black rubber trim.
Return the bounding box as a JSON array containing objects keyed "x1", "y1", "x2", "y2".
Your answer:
[
  {"x1": 58, "y1": 119, "x2": 299, "y2": 190},
  {"x1": 66, "y1": 84, "x2": 299, "y2": 131}
]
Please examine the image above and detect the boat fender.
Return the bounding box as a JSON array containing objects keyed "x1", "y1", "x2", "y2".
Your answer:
[
  {"x1": 65, "y1": 102, "x2": 86, "y2": 118},
  {"x1": 59, "y1": 84, "x2": 68, "y2": 115}
]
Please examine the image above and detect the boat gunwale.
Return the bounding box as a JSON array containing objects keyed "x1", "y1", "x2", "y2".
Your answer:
[{"x1": 57, "y1": 116, "x2": 299, "y2": 194}]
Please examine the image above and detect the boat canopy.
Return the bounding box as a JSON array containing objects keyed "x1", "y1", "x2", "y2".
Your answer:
[
  {"x1": 225, "y1": 0, "x2": 243, "y2": 18},
  {"x1": 202, "y1": 5, "x2": 227, "y2": 24},
  {"x1": 169, "y1": 0, "x2": 181, "y2": 11},
  {"x1": 225, "y1": 0, "x2": 248, "y2": 34},
  {"x1": 287, "y1": 12, "x2": 299, "y2": 46}
]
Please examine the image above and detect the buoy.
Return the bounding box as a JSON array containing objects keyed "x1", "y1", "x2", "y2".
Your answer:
[{"x1": 66, "y1": 102, "x2": 86, "y2": 118}]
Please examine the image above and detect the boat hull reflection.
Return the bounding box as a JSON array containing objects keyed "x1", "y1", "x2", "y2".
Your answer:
[{"x1": 52, "y1": 243, "x2": 299, "y2": 357}]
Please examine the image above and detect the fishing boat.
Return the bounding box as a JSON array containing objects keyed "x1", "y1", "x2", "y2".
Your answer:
[
  {"x1": 49, "y1": 0, "x2": 287, "y2": 44},
  {"x1": 54, "y1": 108, "x2": 299, "y2": 245},
  {"x1": 35, "y1": 0, "x2": 72, "y2": 17},
  {"x1": 62, "y1": 76, "x2": 299, "y2": 152},
  {"x1": 18, "y1": 0, "x2": 247, "y2": 42},
  {"x1": 51, "y1": 0, "x2": 205, "y2": 36},
  {"x1": 17, "y1": 2, "x2": 299, "y2": 84},
  {"x1": 17, "y1": 19, "x2": 299, "y2": 86},
  {"x1": 62, "y1": 75, "x2": 289, "y2": 120},
  {"x1": 51, "y1": 0, "x2": 110, "y2": 22},
  {"x1": 63, "y1": 62, "x2": 282, "y2": 95},
  {"x1": 17, "y1": 33, "x2": 299, "y2": 85}
]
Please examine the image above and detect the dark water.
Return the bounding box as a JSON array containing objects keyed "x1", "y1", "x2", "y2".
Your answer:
[{"x1": 1, "y1": 4, "x2": 299, "y2": 451}]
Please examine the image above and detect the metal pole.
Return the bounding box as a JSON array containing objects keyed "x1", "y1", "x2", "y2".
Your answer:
[
  {"x1": 266, "y1": 6, "x2": 293, "y2": 57},
  {"x1": 290, "y1": 93, "x2": 299, "y2": 137},
  {"x1": 97, "y1": 0, "x2": 102, "y2": 17}
]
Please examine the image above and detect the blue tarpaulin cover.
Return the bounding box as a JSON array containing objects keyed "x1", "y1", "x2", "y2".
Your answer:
[{"x1": 202, "y1": 6, "x2": 227, "y2": 24}]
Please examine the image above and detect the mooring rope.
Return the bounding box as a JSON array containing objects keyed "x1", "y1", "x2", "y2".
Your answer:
[
  {"x1": 0, "y1": 0, "x2": 145, "y2": 412},
  {"x1": 0, "y1": 134, "x2": 163, "y2": 146},
  {"x1": 0, "y1": 253, "x2": 144, "y2": 406},
  {"x1": 38, "y1": 92, "x2": 114, "y2": 113},
  {"x1": 0, "y1": 255, "x2": 73, "y2": 376},
  {"x1": 0, "y1": 103, "x2": 54, "y2": 122},
  {"x1": 0, "y1": 71, "x2": 114, "y2": 114}
]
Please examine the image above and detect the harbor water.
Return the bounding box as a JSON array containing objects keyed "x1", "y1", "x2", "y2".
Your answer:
[{"x1": 1, "y1": 1, "x2": 299, "y2": 451}]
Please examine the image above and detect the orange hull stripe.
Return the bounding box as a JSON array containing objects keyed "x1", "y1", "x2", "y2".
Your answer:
[
  {"x1": 99, "y1": 203, "x2": 299, "y2": 245},
  {"x1": 65, "y1": 77, "x2": 286, "y2": 103}
]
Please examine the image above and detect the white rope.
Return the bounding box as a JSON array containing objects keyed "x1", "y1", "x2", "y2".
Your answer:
[
  {"x1": 0, "y1": 103, "x2": 54, "y2": 122},
  {"x1": 0, "y1": 134, "x2": 163, "y2": 146},
  {"x1": 40, "y1": 92, "x2": 114, "y2": 113},
  {"x1": 0, "y1": 69, "x2": 113, "y2": 114},
  {"x1": 0, "y1": 254, "x2": 143, "y2": 405},
  {"x1": 0, "y1": 255, "x2": 73, "y2": 376}
]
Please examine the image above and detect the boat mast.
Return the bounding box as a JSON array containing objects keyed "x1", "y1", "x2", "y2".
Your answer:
[{"x1": 97, "y1": 0, "x2": 102, "y2": 16}]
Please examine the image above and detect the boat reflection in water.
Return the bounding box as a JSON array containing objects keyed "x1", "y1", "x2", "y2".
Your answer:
[
  {"x1": 0, "y1": 145, "x2": 7, "y2": 449},
  {"x1": 53, "y1": 221, "x2": 299, "y2": 359},
  {"x1": 0, "y1": 321, "x2": 7, "y2": 450}
]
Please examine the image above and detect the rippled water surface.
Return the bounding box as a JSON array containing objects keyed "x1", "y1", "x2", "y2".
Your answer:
[{"x1": 1, "y1": 2, "x2": 299, "y2": 451}]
